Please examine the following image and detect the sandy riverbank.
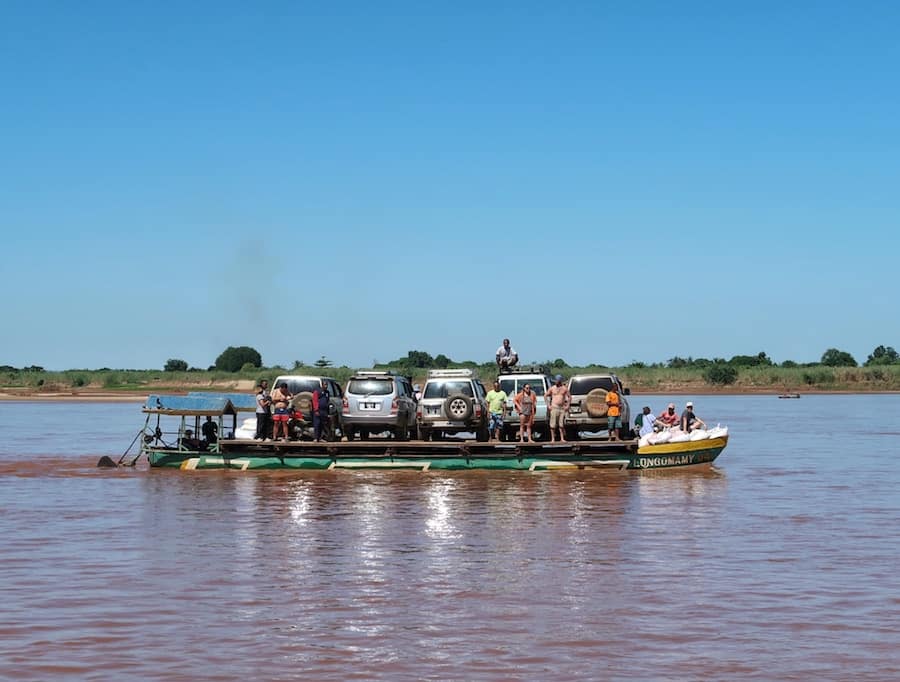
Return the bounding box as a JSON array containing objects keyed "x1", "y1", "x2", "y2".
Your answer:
[{"x1": 0, "y1": 391, "x2": 148, "y2": 402}]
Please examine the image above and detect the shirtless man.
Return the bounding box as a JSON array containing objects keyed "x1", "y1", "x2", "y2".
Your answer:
[
  {"x1": 546, "y1": 374, "x2": 570, "y2": 443},
  {"x1": 270, "y1": 382, "x2": 293, "y2": 442}
]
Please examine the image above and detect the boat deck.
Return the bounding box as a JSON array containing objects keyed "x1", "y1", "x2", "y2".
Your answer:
[{"x1": 220, "y1": 438, "x2": 638, "y2": 459}]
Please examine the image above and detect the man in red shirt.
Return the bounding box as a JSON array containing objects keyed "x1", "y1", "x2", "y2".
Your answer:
[{"x1": 656, "y1": 403, "x2": 679, "y2": 428}]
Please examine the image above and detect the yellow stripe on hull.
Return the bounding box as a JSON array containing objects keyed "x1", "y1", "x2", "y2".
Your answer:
[{"x1": 637, "y1": 435, "x2": 728, "y2": 455}]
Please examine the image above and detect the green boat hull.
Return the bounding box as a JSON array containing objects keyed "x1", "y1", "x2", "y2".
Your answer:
[{"x1": 145, "y1": 436, "x2": 727, "y2": 472}]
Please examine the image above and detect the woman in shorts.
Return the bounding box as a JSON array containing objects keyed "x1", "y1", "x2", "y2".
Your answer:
[{"x1": 514, "y1": 383, "x2": 537, "y2": 443}]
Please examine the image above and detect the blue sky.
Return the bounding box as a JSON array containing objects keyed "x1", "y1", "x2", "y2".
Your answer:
[{"x1": 2, "y1": 1, "x2": 898, "y2": 370}]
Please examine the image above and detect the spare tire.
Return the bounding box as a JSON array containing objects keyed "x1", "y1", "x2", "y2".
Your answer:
[
  {"x1": 290, "y1": 391, "x2": 314, "y2": 414},
  {"x1": 444, "y1": 394, "x2": 473, "y2": 421},
  {"x1": 584, "y1": 389, "x2": 608, "y2": 418}
]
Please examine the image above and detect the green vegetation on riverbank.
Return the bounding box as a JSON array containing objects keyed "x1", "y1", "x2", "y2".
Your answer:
[{"x1": 3, "y1": 363, "x2": 900, "y2": 395}]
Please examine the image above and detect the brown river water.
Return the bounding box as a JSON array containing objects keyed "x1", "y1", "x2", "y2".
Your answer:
[{"x1": 1, "y1": 395, "x2": 899, "y2": 680}]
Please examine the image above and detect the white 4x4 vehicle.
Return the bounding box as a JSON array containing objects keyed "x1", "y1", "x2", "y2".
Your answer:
[
  {"x1": 416, "y1": 369, "x2": 489, "y2": 441},
  {"x1": 497, "y1": 369, "x2": 553, "y2": 441}
]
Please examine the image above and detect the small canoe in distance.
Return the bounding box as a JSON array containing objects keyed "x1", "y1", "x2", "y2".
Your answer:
[{"x1": 778, "y1": 393, "x2": 801, "y2": 399}]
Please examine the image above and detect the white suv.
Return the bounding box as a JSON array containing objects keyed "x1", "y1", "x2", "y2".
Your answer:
[
  {"x1": 416, "y1": 369, "x2": 489, "y2": 441},
  {"x1": 497, "y1": 369, "x2": 553, "y2": 441}
]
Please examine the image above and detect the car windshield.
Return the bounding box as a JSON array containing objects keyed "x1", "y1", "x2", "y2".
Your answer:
[
  {"x1": 281, "y1": 379, "x2": 321, "y2": 394},
  {"x1": 423, "y1": 380, "x2": 473, "y2": 399},
  {"x1": 348, "y1": 379, "x2": 393, "y2": 396},
  {"x1": 499, "y1": 378, "x2": 546, "y2": 396},
  {"x1": 569, "y1": 377, "x2": 616, "y2": 394},
  {"x1": 527, "y1": 381, "x2": 546, "y2": 396}
]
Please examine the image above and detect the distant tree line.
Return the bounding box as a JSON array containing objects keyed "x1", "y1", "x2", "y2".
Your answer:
[{"x1": 6, "y1": 343, "x2": 900, "y2": 376}]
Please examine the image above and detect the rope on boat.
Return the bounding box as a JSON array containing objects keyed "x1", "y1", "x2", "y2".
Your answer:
[{"x1": 108, "y1": 428, "x2": 145, "y2": 467}]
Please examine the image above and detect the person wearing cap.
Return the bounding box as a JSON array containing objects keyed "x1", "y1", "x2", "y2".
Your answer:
[
  {"x1": 605, "y1": 383, "x2": 623, "y2": 441},
  {"x1": 546, "y1": 374, "x2": 571, "y2": 443},
  {"x1": 681, "y1": 401, "x2": 706, "y2": 433},
  {"x1": 656, "y1": 403, "x2": 679, "y2": 429},
  {"x1": 635, "y1": 406, "x2": 657, "y2": 437}
]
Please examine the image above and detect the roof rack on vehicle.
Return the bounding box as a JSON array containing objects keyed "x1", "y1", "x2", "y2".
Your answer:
[
  {"x1": 498, "y1": 364, "x2": 549, "y2": 375},
  {"x1": 426, "y1": 369, "x2": 474, "y2": 378},
  {"x1": 352, "y1": 369, "x2": 398, "y2": 376}
]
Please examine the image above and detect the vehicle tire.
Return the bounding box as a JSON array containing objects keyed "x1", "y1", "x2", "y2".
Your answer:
[
  {"x1": 565, "y1": 426, "x2": 580, "y2": 441},
  {"x1": 345, "y1": 426, "x2": 355, "y2": 442},
  {"x1": 417, "y1": 424, "x2": 430, "y2": 441},
  {"x1": 432, "y1": 429, "x2": 444, "y2": 442},
  {"x1": 360, "y1": 429, "x2": 369, "y2": 441},
  {"x1": 444, "y1": 394, "x2": 473, "y2": 421},
  {"x1": 326, "y1": 421, "x2": 338, "y2": 442},
  {"x1": 584, "y1": 389, "x2": 608, "y2": 418},
  {"x1": 476, "y1": 422, "x2": 489, "y2": 442},
  {"x1": 290, "y1": 392, "x2": 315, "y2": 415}
]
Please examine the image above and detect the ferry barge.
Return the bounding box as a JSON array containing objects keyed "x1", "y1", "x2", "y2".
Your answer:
[{"x1": 116, "y1": 394, "x2": 729, "y2": 472}]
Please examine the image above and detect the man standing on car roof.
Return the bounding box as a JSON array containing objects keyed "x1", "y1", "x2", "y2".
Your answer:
[{"x1": 495, "y1": 338, "x2": 519, "y2": 371}]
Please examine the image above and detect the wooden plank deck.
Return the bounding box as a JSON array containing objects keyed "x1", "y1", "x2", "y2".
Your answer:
[{"x1": 220, "y1": 438, "x2": 638, "y2": 459}]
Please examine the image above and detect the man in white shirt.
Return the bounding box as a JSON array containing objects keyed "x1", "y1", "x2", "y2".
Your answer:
[
  {"x1": 495, "y1": 338, "x2": 519, "y2": 370},
  {"x1": 637, "y1": 406, "x2": 656, "y2": 437}
]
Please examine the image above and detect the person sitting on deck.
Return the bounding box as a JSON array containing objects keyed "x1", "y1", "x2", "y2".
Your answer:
[
  {"x1": 681, "y1": 401, "x2": 707, "y2": 433},
  {"x1": 635, "y1": 406, "x2": 657, "y2": 437},
  {"x1": 495, "y1": 338, "x2": 519, "y2": 372},
  {"x1": 655, "y1": 403, "x2": 679, "y2": 429},
  {"x1": 180, "y1": 429, "x2": 203, "y2": 451}
]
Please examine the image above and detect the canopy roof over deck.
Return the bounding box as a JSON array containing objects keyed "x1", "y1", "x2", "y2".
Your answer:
[
  {"x1": 187, "y1": 392, "x2": 258, "y2": 412},
  {"x1": 142, "y1": 394, "x2": 237, "y2": 417}
]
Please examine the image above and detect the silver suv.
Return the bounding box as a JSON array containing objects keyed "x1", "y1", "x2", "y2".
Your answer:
[
  {"x1": 342, "y1": 370, "x2": 417, "y2": 441},
  {"x1": 272, "y1": 374, "x2": 345, "y2": 440},
  {"x1": 565, "y1": 373, "x2": 632, "y2": 440},
  {"x1": 497, "y1": 369, "x2": 552, "y2": 441},
  {"x1": 416, "y1": 369, "x2": 489, "y2": 441}
]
